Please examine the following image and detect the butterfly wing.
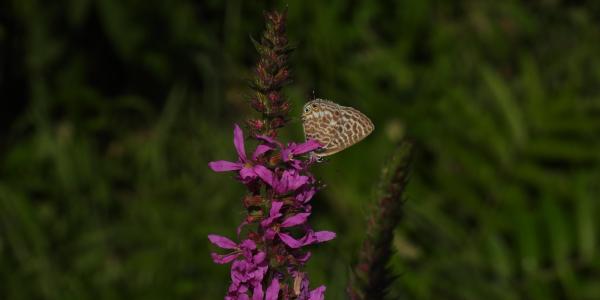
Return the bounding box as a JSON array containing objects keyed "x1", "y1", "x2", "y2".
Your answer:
[
  {"x1": 302, "y1": 107, "x2": 337, "y2": 153},
  {"x1": 318, "y1": 107, "x2": 374, "y2": 156},
  {"x1": 302, "y1": 99, "x2": 374, "y2": 158}
]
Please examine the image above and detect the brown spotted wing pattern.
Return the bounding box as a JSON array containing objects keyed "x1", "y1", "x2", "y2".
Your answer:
[{"x1": 301, "y1": 99, "x2": 374, "y2": 157}]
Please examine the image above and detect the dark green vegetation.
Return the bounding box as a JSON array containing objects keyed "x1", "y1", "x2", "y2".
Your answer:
[{"x1": 2, "y1": 1, "x2": 600, "y2": 299}]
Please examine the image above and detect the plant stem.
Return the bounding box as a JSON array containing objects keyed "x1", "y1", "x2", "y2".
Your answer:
[{"x1": 348, "y1": 141, "x2": 414, "y2": 300}]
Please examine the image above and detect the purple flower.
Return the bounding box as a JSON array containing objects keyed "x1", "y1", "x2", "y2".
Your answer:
[
  {"x1": 292, "y1": 272, "x2": 327, "y2": 300},
  {"x1": 209, "y1": 124, "x2": 275, "y2": 185},
  {"x1": 209, "y1": 125, "x2": 334, "y2": 299},
  {"x1": 209, "y1": 235, "x2": 270, "y2": 299},
  {"x1": 280, "y1": 229, "x2": 336, "y2": 249},
  {"x1": 308, "y1": 286, "x2": 326, "y2": 300},
  {"x1": 265, "y1": 277, "x2": 280, "y2": 300},
  {"x1": 282, "y1": 140, "x2": 322, "y2": 163},
  {"x1": 260, "y1": 202, "x2": 336, "y2": 249},
  {"x1": 227, "y1": 254, "x2": 268, "y2": 299},
  {"x1": 295, "y1": 183, "x2": 317, "y2": 204},
  {"x1": 257, "y1": 135, "x2": 321, "y2": 170},
  {"x1": 208, "y1": 234, "x2": 257, "y2": 264},
  {"x1": 300, "y1": 230, "x2": 336, "y2": 247},
  {"x1": 272, "y1": 169, "x2": 311, "y2": 194}
]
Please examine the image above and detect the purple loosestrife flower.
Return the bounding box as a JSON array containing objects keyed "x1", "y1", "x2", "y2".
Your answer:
[
  {"x1": 209, "y1": 124, "x2": 275, "y2": 185},
  {"x1": 208, "y1": 235, "x2": 258, "y2": 264},
  {"x1": 261, "y1": 201, "x2": 335, "y2": 249},
  {"x1": 257, "y1": 135, "x2": 321, "y2": 170},
  {"x1": 208, "y1": 125, "x2": 336, "y2": 299},
  {"x1": 264, "y1": 272, "x2": 326, "y2": 300},
  {"x1": 208, "y1": 235, "x2": 268, "y2": 299},
  {"x1": 265, "y1": 277, "x2": 281, "y2": 300},
  {"x1": 293, "y1": 272, "x2": 327, "y2": 300}
]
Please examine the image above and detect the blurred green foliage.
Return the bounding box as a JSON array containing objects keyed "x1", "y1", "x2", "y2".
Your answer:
[{"x1": 2, "y1": 1, "x2": 600, "y2": 299}]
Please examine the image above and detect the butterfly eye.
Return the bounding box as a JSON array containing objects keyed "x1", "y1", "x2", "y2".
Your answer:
[{"x1": 304, "y1": 106, "x2": 310, "y2": 113}]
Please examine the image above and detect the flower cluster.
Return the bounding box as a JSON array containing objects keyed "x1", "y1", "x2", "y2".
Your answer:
[{"x1": 209, "y1": 125, "x2": 335, "y2": 299}]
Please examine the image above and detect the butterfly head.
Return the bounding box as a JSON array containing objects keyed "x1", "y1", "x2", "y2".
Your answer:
[
  {"x1": 301, "y1": 101, "x2": 319, "y2": 119},
  {"x1": 302, "y1": 99, "x2": 334, "y2": 120}
]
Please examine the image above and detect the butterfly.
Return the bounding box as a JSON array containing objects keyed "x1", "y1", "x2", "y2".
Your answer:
[{"x1": 301, "y1": 99, "x2": 374, "y2": 159}]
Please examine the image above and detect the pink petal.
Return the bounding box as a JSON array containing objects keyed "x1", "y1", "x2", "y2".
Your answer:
[
  {"x1": 238, "y1": 295, "x2": 250, "y2": 300},
  {"x1": 278, "y1": 232, "x2": 304, "y2": 248},
  {"x1": 309, "y1": 286, "x2": 326, "y2": 300},
  {"x1": 208, "y1": 234, "x2": 237, "y2": 249},
  {"x1": 256, "y1": 135, "x2": 282, "y2": 147},
  {"x1": 261, "y1": 201, "x2": 283, "y2": 227},
  {"x1": 253, "y1": 251, "x2": 266, "y2": 264},
  {"x1": 291, "y1": 140, "x2": 322, "y2": 155},
  {"x1": 288, "y1": 175, "x2": 309, "y2": 191},
  {"x1": 269, "y1": 201, "x2": 284, "y2": 217},
  {"x1": 233, "y1": 124, "x2": 247, "y2": 161},
  {"x1": 300, "y1": 230, "x2": 336, "y2": 247},
  {"x1": 252, "y1": 144, "x2": 273, "y2": 160},
  {"x1": 253, "y1": 165, "x2": 275, "y2": 186},
  {"x1": 276, "y1": 170, "x2": 309, "y2": 193},
  {"x1": 296, "y1": 251, "x2": 312, "y2": 263},
  {"x1": 252, "y1": 283, "x2": 264, "y2": 300},
  {"x1": 208, "y1": 160, "x2": 242, "y2": 172},
  {"x1": 296, "y1": 188, "x2": 316, "y2": 203},
  {"x1": 290, "y1": 159, "x2": 304, "y2": 170},
  {"x1": 313, "y1": 231, "x2": 336, "y2": 242},
  {"x1": 281, "y1": 148, "x2": 293, "y2": 162},
  {"x1": 239, "y1": 167, "x2": 257, "y2": 180},
  {"x1": 237, "y1": 220, "x2": 249, "y2": 235},
  {"x1": 211, "y1": 252, "x2": 239, "y2": 264},
  {"x1": 273, "y1": 174, "x2": 289, "y2": 193},
  {"x1": 264, "y1": 228, "x2": 277, "y2": 240},
  {"x1": 281, "y1": 213, "x2": 311, "y2": 228},
  {"x1": 239, "y1": 239, "x2": 257, "y2": 250},
  {"x1": 265, "y1": 278, "x2": 280, "y2": 300}
]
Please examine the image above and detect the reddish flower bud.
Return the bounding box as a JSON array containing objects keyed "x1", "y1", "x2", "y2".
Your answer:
[
  {"x1": 243, "y1": 195, "x2": 264, "y2": 207},
  {"x1": 248, "y1": 231, "x2": 260, "y2": 241},
  {"x1": 275, "y1": 254, "x2": 286, "y2": 265},
  {"x1": 256, "y1": 63, "x2": 268, "y2": 80},
  {"x1": 246, "y1": 119, "x2": 265, "y2": 131},
  {"x1": 273, "y1": 68, "x2": 289, "y2": 84},
  {"x1": 251, "y1": 98, "x2": 266, "y2": 112},
  {"x1": 281, "y1": 196, "x2": 296, "y2": 205},
  {"x1": 268, "y1": 91, "x2": 280, "y2": 103},
  {"x1": 269, "y1": 153, "x2": 282, "y2": 166},
  {"x1": 270, "y1": 116, "x2": 286, "y2": 129},
  {"x1": 265, "y1": 129, "x2": 277, "y2": 138},
  {"x1": 247, "y1": 209, "x2": 263, "y2": 223},
  {"x1": 279, "y1": 101, "x2": 290, "y2": 114}
]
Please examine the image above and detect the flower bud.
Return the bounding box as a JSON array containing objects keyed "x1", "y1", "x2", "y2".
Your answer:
[
  {"x1": 246, "y1": 119, "x2": 265, "y2": 132},
  {"x1": 270, "y1": 117, "x2": 285, "y2": 129},
  {"x1": 268, "y1": 91, "x2": 280, "y2": 103},
  {"x1": 248, "y1": 231, "x2": 260, "y2": 241},
  {"x1": 243, "y1": 195, "x2": 264, "y2": 207},
  {"x1": 279, "y1": 101, "x2": 290, "y2": 114},
  {"x1": 269, "y1": 153, "x2": 282, "y2": 166},
  {"x1": 273, "y1": 68, "x2": 289, "y2": 85},
  {"x1": 250, "y1": 98, "x2": 266, "y2": 112}
]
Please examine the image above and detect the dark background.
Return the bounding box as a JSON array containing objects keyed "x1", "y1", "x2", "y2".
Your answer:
[{"x1": 1, "y1": 1, "x2": 600, "y2": 299}]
